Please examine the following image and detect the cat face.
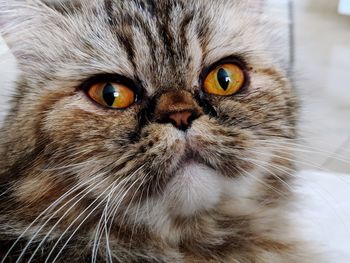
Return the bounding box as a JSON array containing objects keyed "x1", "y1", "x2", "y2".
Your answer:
[{"x1": 0, "y1": 0, "x2": 296, "y2": 244}]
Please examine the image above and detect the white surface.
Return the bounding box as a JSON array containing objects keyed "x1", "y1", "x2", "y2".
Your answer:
[
  {"x1": 0, "y1": 37, "x2": 17, "y2": 124},
  {"x1": 296, "y1": 170, "x2": 350, "y2": 262},
  {"x1": 0, "y1": 35, "x2": 8, "y2": 54},
  {"x1": 294, "y1": 0, "x2": 350, "y2": 174},
  {"x1": 339, "y1": 0, "x2": 350, "y2": 15}
]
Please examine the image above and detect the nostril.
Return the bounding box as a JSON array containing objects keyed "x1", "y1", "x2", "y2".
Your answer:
[
  {"x1": 168, "y1": 111, "x2": 195, "y2": 131},
  {"x1": 154, "y1": 91, "x2": 204, "y2": 131}
]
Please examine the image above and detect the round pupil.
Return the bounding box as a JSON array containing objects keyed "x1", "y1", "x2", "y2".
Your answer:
[
  {"x1": 103, "y1": 83, "x2": 116, "y2": 106},
  {"x1": 217, "y1": 68, "x2": 231, "y2": 91}
]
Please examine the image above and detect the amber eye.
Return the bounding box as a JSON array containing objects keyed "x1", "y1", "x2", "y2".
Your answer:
[
  {"x1": 87, "y1": 82, "x2": 135, "y2": 109},
  {"x1": 203, "y1": 63, "x2": 245, "y2": 96}
]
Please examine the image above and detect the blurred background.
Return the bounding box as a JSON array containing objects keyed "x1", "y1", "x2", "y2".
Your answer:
[
  {"x1": 0, "y1": 0, "x2": 350, "y2": 261},
  {"x1": 267, "y1": 1, "x2": 350, "y2": 261},
  {"x1": 294, "y1": 0, "x2": 350, "y2": 173},
  {"x1": 263, "y1": 0, "x2": 350, "y2": 173}
]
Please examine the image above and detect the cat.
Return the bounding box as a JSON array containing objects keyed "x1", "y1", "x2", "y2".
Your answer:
[{"x1": 0, "y1": 0, "x2": 320, "y2": 262}]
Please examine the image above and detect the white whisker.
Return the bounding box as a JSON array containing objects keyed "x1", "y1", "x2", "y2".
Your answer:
[
  {"x1": 2, "y1": 173, "x2": 105, "y2": 263},
  {"x1": 24, "y1": 175, "x2": 111, "y2": 263},
  {"x1": 47, "y1": 182, "x2": 117, "y2": 263}
]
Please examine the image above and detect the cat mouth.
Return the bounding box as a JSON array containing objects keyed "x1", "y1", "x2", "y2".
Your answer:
[{"x1": 177, "y1": 147, "x2": 215, "y2": 172}]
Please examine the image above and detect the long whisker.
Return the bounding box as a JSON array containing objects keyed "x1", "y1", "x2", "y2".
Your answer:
[
  {"x1": 247, "y1": 157, "x2": 350, "y2": 232},
  {"x1": 244, "y1": 158, "x2": 294, "y2": 191},
  {"x1": 105, "y1": 171, "x2": 146, "y2": 246},
  {"x1": 116, "y1": 174, "x2": 146, "y2": 232},
  {"x1": 91, "y1": 176, "x2": 131, "y2": 263},
  {"x1": 255, "y1": 139, "x2": 350, "y2": 164},
  {"x1": 91, "y1": 183, "x2": 114, "y2": 263},
  {"x1": 24, "y1": 175, "x2": 111, "y2": 263},
  {"x1": 244, "y1": 147, "x2": 336, "y2": 172},
  {"x1": 91, "y1": 164, "x2": 146, "y2": 262},
  {"x1": 2, "y1": 173, "x2": 105, "y2": 263},
  {"x1": 47, "y1": 182, "x2": 118, "y2": 263},
  {"x1": 235, "y1": 165, "x2": 286, "y2": 196},
  {"x1": 53, "y1": 174, "x2": 144, "y2": 263},
  {"x1": 105, "y1": 176, "x2": 144, "y2": 262},
  {"x1": 129, "y1": 173, "x2": 150, "y2": 247}
]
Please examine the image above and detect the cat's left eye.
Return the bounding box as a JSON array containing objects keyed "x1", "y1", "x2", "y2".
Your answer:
[
  {"x1": 87, "y1": 82, "x2": 135, "y2": 109},
  {"x1": 203, "y1": 63, "x2": 245, "y2": 96}
]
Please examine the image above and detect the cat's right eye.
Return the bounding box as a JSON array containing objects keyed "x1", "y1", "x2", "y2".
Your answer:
[{"x1": 87, "y1": 82, "x2": 136, "y2": 109}]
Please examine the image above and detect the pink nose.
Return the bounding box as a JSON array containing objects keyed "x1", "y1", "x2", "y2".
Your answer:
[{"x1": 168, "y1": 111, "x2": 194, "y2": 131}]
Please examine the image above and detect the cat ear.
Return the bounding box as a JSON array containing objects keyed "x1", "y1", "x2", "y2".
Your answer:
[
  {"x1": 0, "y1": 0, "x2": 44, "y2": 50},
  {"x1": 0, "y1": 0, "x2": 72, "y2": 61},
  {"x1": 0, "y1": 0, "x2": 84, "y2": 49}
]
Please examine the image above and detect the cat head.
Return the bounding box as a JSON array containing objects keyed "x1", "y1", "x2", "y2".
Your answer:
[{"x1": 0, "y1": 0, "x2": 296, "y2": 239}]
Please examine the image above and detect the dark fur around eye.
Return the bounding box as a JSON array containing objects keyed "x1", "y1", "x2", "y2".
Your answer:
[{"x1": 193, "y1": 90, "x2": 217, "y2": 117}]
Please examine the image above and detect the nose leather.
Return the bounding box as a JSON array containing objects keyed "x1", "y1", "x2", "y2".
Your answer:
[
  {"x1": 155, "y1": 91, "x2": 203, "y2": 131},
  {"x1": 168, "y1": 111, "x2": 194, "y2": 130}
]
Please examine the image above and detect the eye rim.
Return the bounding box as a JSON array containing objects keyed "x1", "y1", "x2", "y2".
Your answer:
[
  {"x1": 200, "y1": 56, "x2": 249, "y2": 97},
  {"x1": 81, "y1": 74, "x2": 143, "y2": 110}
]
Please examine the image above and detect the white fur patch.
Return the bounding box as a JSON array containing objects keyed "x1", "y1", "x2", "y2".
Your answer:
[{"x1": 162, "y1": 162, "x2": 222, "y2": 217}]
